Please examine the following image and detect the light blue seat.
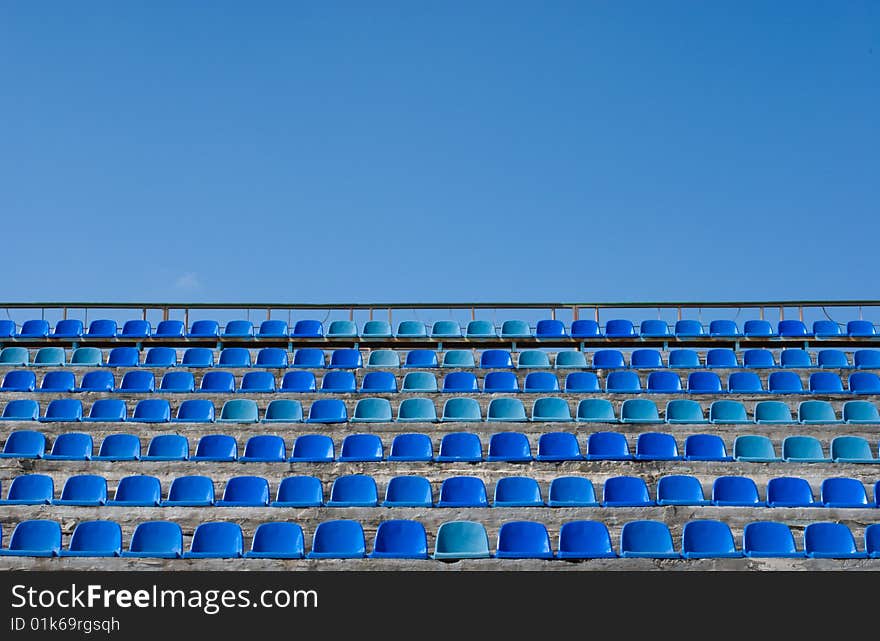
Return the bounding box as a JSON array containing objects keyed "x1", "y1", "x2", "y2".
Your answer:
[
  {"x1": 77, "y1": 370, "x2": 115, "y2": 392},
  {"x1": 743, "y1": 320, "x2": 775, "y2": 337},
  {"x1": 144, "y1": 347, "x2": 177, "y2": 367},
  {"x1": 646, "y1": 371, "x2": 682, "y2": 393},
  {"x1": 326, "y1": 474, "x2": 379, "y2": 507},
  {"x1": 362, "y1": 320, "x2": 392, "y2": 338},
  {"x1": 782, "y1": 435, "x2": 830, "y2": 463},
  {"x1": 843, "y1": 400, "x2": 880, "y2": 424},
  {"x1": 465, "y1": 320, "x2": 497, "y2": 338},
  {"x1": 712, "y1": 476, "x2": 761, "y2": 507},
  {"x1": 183, "y1": 522, "x2": 243, "y2": 559},
  {"x1": 848, "y1": 320, "x2": 876, "y2": 337},
  {"x1": 817, "y1": 349, "x2": 849, "y2": 368},
  {"x1": 271, "y1": 476, "x2": 324, "y2": 507},
  {"x1": 154, "y1": 320, "x2": 184, "y2": 338},
  {"x1": 326, "y1": 320, "x2": 358, "y2": 338},
  {"x1": 216, "y1": 476, "x2": 271, "y2": 507},
  {"x1": 831, "y1": 436, "x2": 878, "y2": 464},
  {"x1": 0, "y1": 474, "x2": 53, "y2": 505},
  {"x1": 382, "y1": 476, "x2": 433, "y2": 508},
  {"x1": 70, "y1": 347, "x2": 103, "y2": 367},
  {"x1": 687, "y1": 371, "x2": 722, "y2": 394},
  {"x1": 576, "y1": 398, "x2": 616, "y2": 422},
  {"x1": 245, "y1": 523, "x2": 305, "y2": 559},
  {"x1": 93, "y1": 433, "x2": 140, "y2": 461},
  {"x1": 486, "y1": 432, "x2": 532, "y2": 462},
  {"x1": 605, "y1": 319, "x2": 636, "y2": 338},
  {"x1": 605, "y1": 371, "x2": 641, "y2": 393},
  {"x1": 674, "y1": 320, "x2": 704, "y2": 337},
  {"x1": 142, "y1": 435, "x2": 189, "y2": 461},
  {"x1": 733, "y1": 435, "x2": 781, "y2": 462},
  {"x1": 493, "y1": 477, "x2": 544, "y2": 507},
  {"x1": 804, "y1": 522, "x2": 865, "y2": 559},
  {"x1": 592, "y1": 349, "x2": 625, "y2": 369},
  {"x1": 778, "y1": 320, "x2": 809, "y2": 337},
  {"x1": 396, "y1": 398, "x2": 438, "y2": 422},
  {"x1": 173, "y1": 399, "x2": 215, "y2": 423},
  {"x1": 441, "y1": 397, "x2": 482, "y2": 422},
  {"x1": 117, "y1": 370, "x2": 155, "y2": 393},
  {"x1": 809, "y1": 372, "x2": 844, "y2": 394},
  {"x1": 292, "y1": 348, "x2": 325, "y2": 368},
  {"x1": 120, "y1": 320, "x2": 151, "y2": 338},
  {"x1": 85, "y1": 319, "x2": 117, "y2": 338},
  {"x1": 798, "y1": 400, "x2": 841, "y2": 424},
  {"x1": 535, "y1": 432, "x2": 582, "y2": 461},
  {"x1": 571, "y1": 320, "x2": 601, "y2": 338},
  {"x1": 307, "y1": 399, "x2": 347, "y2": 423},
  {"x1": 536, "y1": 319, "x2": 567, "y2": 339},
  {"x1": 328, "y1": 348, "x2": 362, "y2": 369},
  {"x1": 367, "y1": 350, "x2": 400, "y2": 368},
  {"x1": 397, "y1": 320, "x2": 427, "y2": 338},
  {"x1": 441, "y1": 371, "x2": 478, "y2": 393},
  {"x1": 1, "y1": 400, "x2": 40, "y2": 422},
  {"x1": 564, "y1": 372, "x2": 600, "y2": 393},
  {"x1": 587, "y1": 432, "x2": 633, "y2": 460},
  {"x1": 555, "y1": 351, "x2": 587, "y2": 369},
  {"x1": 1, "y1": 370, "x2": 36, "y2": 392},
  {"x1": 240, "y1": 435, "x2": 286, "y2": 462},
  {"x1": 657, "y1": 475, "x2": 708, "y2": 506},
  {"x1": 780, "y1": 349, "x2": 812, "y2": 368},
  {"x1": 743, "y1": 349, "x2": 776, "y2": 369},
  {"x1": 436, "y1": 432, "x2": 482, "y2": 462},
  {"x1": 620, "y1": 398, "x2": 661, "y2": 423},
  {"x1": 0, "y1": 347, "x2": 29, "y2": 366},
  {"x1": 187, "y1": 320, "x2": 220, "y2": 339},
  {"x1": 34, "y1": 347, "x2": 66, "y2": 367},
  {"x1": 263, "y1": 399, "x2": 303, "y2": 423},
  {"x1": 53, "y1": 474, "x2": 107, "y2": 506},
  {"x1": 743, "y1": 522, "x2": 801, "y2": 558},
  {"x1": 337, "y1": 434, "x2": 383, "y2": 462},
  {"x1": 766, "y1": 477, "x2": 818, "y2": 507},
  {"x1": 664, "y1": 399, "x2": 707, "y2": 424},
  {"x1": 19, "y1": 319, "x2": 50, "y2": 338},
  {"x1": 630, "y1": 349, "x2": 663, "y2": 369},
  {"x1": 517, "y1": 350, "x2": 550, "y2": 369},
  {"x1": 681, "y1": 520, "x2": 741, "y2": 559},
  {"x1": 603, "y1": 476, "x2": 652, "y2": 507},
  {"x1": 754, "y1": 401, "x2": 793, "y2": 424},
  {"x1": 218, "y1": 347, "x2": 251, "y2": 368},
  {"x1": 37, "y1": 370, "x2": 75, "y2": 393},
  {"x1": 619, "y1": 521, "x2": 678, "y2": 558},
  {"x1": 404, "y1": 350, "x2": 438, "y2": 368},
  {"x1": 40, "y1": 399, "x2": 83, "y2": 422},
  {"x1": 0, "y1": 520, "x2": 61, "y2": 557},
  {"x1": 480, "y1": 349, "x2": 513, "y2": 368},
  {"x1": 221, "y1": 320, "x2": 253, "y2": 338},
  {"x1": 488, "y1": 397, "x2": 527, "y2": 421},
  {"x1": 388, "y1": 434, "x2": 434, "y2": 462},
  {"x1": 370, "y1": 520, "x2": 429, "y2": 559},
  {"x1": 122, "y1": 522, "x2": 183, "y2": 558},
  {"x1": 181, "y1": 347, "x2": 214, "y2": 368},
  {"x1": 44, "y1": 432, "x2": 92, "y2": 460},
  {"x1": 850, "y1": 372, "x2": 880, "y2": 394},
  {"x1": 106, "y1": 475, "x2": 160, "y2": 506},
  {"x1": 433, "y1": 521, "x2": 490, "y2": 560},
  {"x1": 351, "y1": 398, "x2": 393, "y2": 423},
  {"x1": 159, "y1": 371, "x2": 194, "y2": 393},
  {"x1": 431, "y1": 320, "x2": 461, "y2": 338},
  {"x1": 483, "y1": 371, "x2": 519, "y2": 393},
  {"x1": 280, "y1": 371, "x2": 316, "y2": 392},
  {"x1": 557, "y1": 521, "x2": 616, "y2": 559},
  {"x1": 320, "y1": 370, "x2": 357, "y2": 393},
  {"x1": 706, "y1": 349, "x2": 738, "y2": 368},
  {"x1": 668, "y1": 349, "x2": 701, "y2": 368},
  {"x1": 258, "y1": 319, "x2": 289, "y2": 338},
  {"x1": 547, "y1": 477, "x2": 599, "y2": 507},
  {"x1": 106, "y1": 347, "x2": 139, "y2": 367},
  {"x1": 191, "y1": 435, "x2": 238, "y2": 462},
  {"x1": 289, "y1": 434, "x2": 334, "y2": 462},
  {"x1": 442, "y1": 349, "x2": 475, "y2": 368},
  {"x1": 495, "y1": 521, "x2": 552, "y2": 559},
  {"x1": 500, "y1": 320, "x2": 532, "y2": 338},
  {"x1": 401, "y1": 372, "x2": 438, "y2": 392},
  {"x1": 709, "y1": 400, "x2": 750, "y2": 424},
  {"x1": 437, "y1": 477, "x2": 488, "y2": 507},
  {"x1": 239, "y1": 371, "x2": 276, "y2": 393},
  {"x1": 854, "y1": 349, "x2": 880, "y2": 369},
  {"x1": 360, "y1": 370, "x2": 397, "y2": 393},
  {"x1": 640, "y1": 320, "x2": 670, "y2": 337},
  {"x1": 308, "y1": 520, "x2": 366, "y2": 559},
  {"x1": 635, "y1": 432, "x2": 681, "y2": 460},
  {"x1": 727, "y1": 371, "x2": 764, "y2": 393}
]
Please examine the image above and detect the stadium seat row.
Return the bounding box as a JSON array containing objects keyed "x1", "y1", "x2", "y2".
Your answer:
[
  {"x1": 5, "y1": 472, "x2": 880, "y2": 508},
  {"x1": 2, "y1": 317, "x2": 877, "y2": 340},
  {"x1": 5, "y1": 346, "x2": 880, "y2": 370},
  {"x1": 1, "y1": 518, "x2": 878, "y2": 559},
  {"x1": 3, "y1": 430, "x2": 879, "y2": 464}
]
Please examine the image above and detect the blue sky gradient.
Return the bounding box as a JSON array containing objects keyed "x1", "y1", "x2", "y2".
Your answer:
[{"x1": 1, "y1": 2, "x2": 877, "y2": 305}]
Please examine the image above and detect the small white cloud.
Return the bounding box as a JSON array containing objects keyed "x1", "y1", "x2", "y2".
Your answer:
[{"x1": 174, "y1": 272, "x2": 201, "y2": 290}]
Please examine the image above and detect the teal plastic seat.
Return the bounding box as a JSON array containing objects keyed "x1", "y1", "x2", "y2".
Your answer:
[
  {"x1": 843, "y1": 400, "x2": 880, "y2": 424},
  {"x1": 754, "y1": 401, "x2": 794, "y2": 424},
  {"x1": 367, "y1": 350, "x2": 400, "y2": 368},
  {"x1": 441, "y1": 398, "x2": 482, "y2": 422},
  {"x1": 0, "y1": 347, "x2": 29, "y2": 366},
  {"x1": 433, "y1": 521, "x2": 491, "y2": 560},
  {"x1": 620, "y1": 399, "x2": 662, "y2": 423},
  {"x1": 465, "y1": 320, "x2": 496, "y2": 339},
  {"x1": 555, "y1": 351, "x2": 587, "y2": 369},
  {"x1": 396, "y1": 321, "x2": 427, "y2": 338},
  {"x1": 576, "y1": 399, "x2": 617, "y2": 423},
  {"x1": 430, "y1": 320, "x2": 461, "y2": 338},
  {"x1": 70, "y1": 347, "x2": 103, "y2": 367},
  {"x1": 362, "y1": 320, "x2": 392, "y2": 338},
  {"x1": 262, "y1": 399, "x2": 303, "y2": 423},
  {"x1": 217, "y1": 400, "x2": 259, "y2": 423},
  {"x1": 401, "y1": 372, "x2": 438, "y2": 392},
  {"x1": 396, "y1": 397, "x2": 438, "y2": 422},
  {"x1": 665, "y1": 399, "x2": 707, "y2": 424},
  {"x1": 442, "y1": 350, "x2": 475, "y2": 368},
  {"x1": 733, "y1": 435, "x2": 781, "y2": 462},
  {"x1": 34, "y1": 347, "x2": 65, "y2": 367},
  {"x1": 517, "y1": 350, "x2": 550, "y2": 369},
  {"x1": 709, "y1": 400, "x2": 750, "y2": 424},
  {"x1": 797, "y1": 400, "x2": 841, "y2": 424},
  {"x1": 326, "y1": 320, "x2": 358, "y2": 338},
  {"x1": 531, "y1": 397, "x2": 572, "y2": 422},
  {"x1": 487, "y1": 398, "x2": 527, "y2": 422},
  {"x1": 782, "y1": 436, "x2": 830, "y2": 463},
  {"x1": 500, "y1": 320, "x2": 532, "y2": 339},
  {"x1": 351, "y1": 398, "x2": 393, "y2": 423},
  {"x1": 830, "y1": 436, "x2": 878, "y2": 464}
]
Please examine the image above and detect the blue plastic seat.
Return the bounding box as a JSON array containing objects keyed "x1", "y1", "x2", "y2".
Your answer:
[
  {"x1": 646, "y1": 371, "x2": 682, "y2": 393},
  {"x1": 162, "y1": 475, "x2": 215, "y2": 506},
  {"x1": 592, "y1": 349, "x2": 625, "y2": 369},
  {"x1": 327, "y1": 474, "x2": 378, "y2": 507},
  {"x1": 367, "y1": 350, "x2": 400, "y2": 368},
  {"x1": 817, "y1": 349, "x2": 849, "y2": 369},
  {"x1": 40, "y1": 398, "x2": 83, "y2": 422},
  {"x1": 218, "y1": 347, "x2": 251, "y2": 368},
  {"x1": 630, "y1": 349, "x2": 663, "y2": 369},
  {"x1": 441, "y1": 397, "x2": 482, "y2": 422},
  {"x1": 603, "y1": 476, "x2": 652, "y2": 507},
  {"x1": 396, "y1": 398, "x2": 438, "y2": 422},
  {"x1": 766, "y1": 477, "x2": 818, "y2": 508},
  {"x1": 181, "y1": 347, "x2": 214, "y2": 368},
  {"x1": 0, "y1": 474, "x2": 53, "y2": 505},
  {"x1": 486, "y1": 432, "x2": 532, "y2": 462},
  {"x1": 682, "y1": 520, "x2": 741, "y2": 558},
  {"x1": 321, "y1": 370, "x2": 357, "y2": 393},
  {"x1": 51, "y1": 320, "x2": 84, "y2": 339},
  {"x1": 307, "y1": 399, "x2": 347, "y2": 423},
  {"x1": 0, "y1": 347, "x2": 29, "y2": 366},
  {"x1": 144, "y1": 347, "x2": 177, "y2": 368},
  {"x1": 436, "y1": 432, "x2": 482, "y2": 462},
  {"x1": 245, "y1": 523, "x2": 305, "y2": 559},
  {"x1": 441, "y1": 371, "x2": 478, "y2": 393},
  {"x1": 173, "y1": 399, "x2": 215, "y2": 423},
  {"x1": 1, "y1": 400, "x2": 40, "y2": 423},
  {"x1": 866, "y1": 524, "x2": 880, "y2": 558},
  {"x1": 812, "y1": 320, "x2": 842, "y2": 337},
  {"x1": 1, "y1": 370, "x2": 36, "y2": 392},
  {"x1": 712, "y1": 476, "x2": 761, "y2": 506},
  {"x1": 85, "y1": 319, "x2": 117, "y2": 338},
  {"x1": 308, "y1": 520, "x2": 366, "y2": 559},
  {"x1": 257, "y1": 319, "x2": 289, "y2": 338},
  {"x1": 557, "y1": 521, "x2": 616, "y2": 559},
  {"x1": 187, "y1": 320, "x2": 220, "y2": 339},
  {"x1": 329, "y1": 349, "x2": 363, "y2": 369},
  {"x1": 656, "y1": 475, "x2": 708, "y2": 506},
  {"x1": 263, "y1": 399, "x2": 303, "y2": 423},
  {"x1": 431, "y1": 320, "x2": 462, "y2": 338},
  {"x1": 555, "y1": 351, "x2": 587, "y2": 368},
  {"x1": 820, "y1": 477, "x2": 869, "y2": 508},
  {"x1": 487, "y1": 397, "x2": 527, "y2": 422},
  {"x1": 289, "y1": 434, "x2": 334, "y2": 462},
  {"x1": 481, "y1": 349, "x2": 513, "y2": 368},
  {"x1": 809, "y1": 372, "x2": 844, "y2": 394},
  {"x1": 106, "y1": 347, "x2": 139, "y2": 368},
  {"x1": 534, "y1": 433, "x2": 586, "y2": 466},
  {"x1": 780, "y1": 349, "x2": 812, "y2": 369},
  {"x1": 571, "y1": 320, "x2": 601, "y2": 338},
  {"x1": 493, "y1": 477, "x2": 544, "y2": 507},
  {"x1": 401, "y1": 372, "x2": 438, "y2": 392},
  {"x1": 575, "y1": 398, "x2": 616, "y2": 423},
  {"x1": 338, "y1": 434, "x2": 383, "y2": 462},
  {"x1": 238, "y1": 371, "x2": 275, "y2": 393},
  {"x1": 804, "y1": 522, "x2": 865, "y2": 559},
  {"x1": 184, "y1": 522, "x2": 243, "y2": 559},
  {"x1": 358, "y1": 371, "x2": 396, "y2": 393},
  {"x1": 854, "y1": 349, "x2": 880, "y2": 369},
  {"x1": 635, "y1": 432, "x2": 681, "y2": 460},
  {"x1": 708, "y1": 400, "x2": 749, "y2": 424},
  {"x1": 754, "y1": 400, "x2": 793, "y2": 424},
  {"x1": 465, "y1": 320, "x2": 497, "y2": 338},
  {"x1": 483, "y1": 371, "x2": 519, "y2": 393},
  {"x1": 388, "y1": 434, "x2": 434, "y2": 462},
  {"x1": 798, "y1": 399, "x2": 841, "y2": 424},
  {"x1": 117, "y1": 370, "x2": 155, "y2": 393},
  {"x1": 706, "y1": 348, "x2": 738, "y2": 368},
  {"x1": 674, "y1": 319, "x2": 704, "y2": 337},
  {"x1": 437, "y1": 477, "x2": 488, "y2": 507},
  {"x1": 743, "y1": 522, "x2": 801, "y2": 558},
  {"x1": 37, "y1": 370, "x2": 75, "y2": 393},
  {"x1": 547, "y1": 477, "x2": 598, "y2": 507},
  {"x1": 382, "y1": 476, "x2": 433, "y2": 507},
  {"x1": 727, "y1": 371, "x2": 764, "y2": 393},
  {"x1": 495, "y1": 521, "x2": 552, "y2": 559},
  {"x1": 70, "y1": 347, "x2": 103, "y2": 367},
  {"x1": 778, "y1": 320, "x2": 809, "y2": 337},
  {"x1": 848, "y1": 320, "x2": 876, "y2": 337},
  {"x1": 350, "y1": 398, "x2": 392, "y2": 423},
  {"x1": 19, "y1": 319, "x2": 49, "y2": 338},
  {"x1": 280, "y1": 371, "x2": 316, "y2": 393},
  {"x1": 397, "y1": 321, "x2": 427, "y2": 338},
  {"x1": 743, "y1": 349, "x2": 776, "y2": 369},
  {"x1": 54, "y1": 474, "x2": 107, "y2": 506},
  {"x1": 733, "y1": 435, "x2": 781, "y2": 462},
  {"x1": 142, "y1": 435, "x2": 189, "y2": 461},
  {"x1": 605, "y1": 319, "x2": 635, "y2": 338},
  {"x1": 517, "y1": 350, "x2": 550, "y2": 369},
  {"x1": 620, "y1": 398, "x2": 661, "y2": 423},
  {"x1": 120, "y1": 320, "x2": 151, "y2": 338},
  {"x1": 291, "y1": 348, "x2": 324, "y2": 368},
  {"x1": 33, "y1": 347, "x2": 65, "y2": 367},
  {"x1": 668, "y1": 349, "x2": 701, "y2": 368},
  {"x1": 122, "y1": 522, "x2": 183, "y2": 558},
  {"x1": 94, "y1": 433, "x2": 140, "y2": 461},
  {"x1": 77, "y1": 370, "x2": 115, "y2": 393},
  {"x1": 564, "y1": 372, "x2": 600, "y2": 393},
  {"x1": 605, "y1": 371, "x2": 641, "y2": 393},
  {"x1": 158, "y1": 371, "x2": 194, "y2": 393},
  {"x1": 271, "y1": 476, "x2": 324, "y2": 507},
  {"x1": 291, "y1": 320, "x2": 322, "y2": 338},
  {"x1": 192, "y1": 434, "x2": 237, "y2": 461},
  {"x1": 619, "y1": 521, "x2": 678, "y2": 558},
  {"x1": 743, "y1": 319, "x2": 775, "y2": 337},
  {"x1": 0, "y1": 320, "x2": 13, "y2": 338},
  {"x1": 587, "y1": 431, "x2": 632, "y2": 460},
  {"x1": 220, "y1": 320, "x2": 253, "y2": 338},
  {"x1": 831, "y1": 436, "x2": 878, "y2": 463},
  {"x1": 0, "y1": 520, "x2": 61, "y2": 557},
  {"x1": 536, "y1": 319, "x2": 567, "y2": 339},
  {"x1": 240, "y1": 435, "x2": 286, "y2": 462},
  {"x1": 404, "y1": 350, "x2": 438, "y2": 368},
  {"x1": 362, "y1": 320, "x2": 392, "y2": 338},
  {"x1": 44, "y1": 432, "x2": 92, "y2": 460},
  {"x1": 215, "y1": 476, "x2": 270, "y2": 507},
  {"x1": 531, "y1": 396, "x2": 571, "y2": 422},
  {"x1": 640, "y1": 320, "x2": 670, "y2": 337},
  {"x1": 687, "y1": 371, "x2": 723, "y2": 394},
  {"x1": 154, "y1": 320, "x2": 184, "y2": 338},
  {"x1": 370, "y1": 520, "x2": 428, "y2": 559},
  {"x1": 106, "y1": 475, "x2": 161, "y2": 506},
  {"x1": 849, "y1": 372, "x2": 880, "y2": 394},
  {"x1": 326, "y1": 320, "x2": 359, "y2": 338}
]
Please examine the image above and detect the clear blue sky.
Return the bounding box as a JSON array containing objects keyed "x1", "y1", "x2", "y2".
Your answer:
[{"x1": 1, "y1": 1, "x2": 877, "y2": 305}]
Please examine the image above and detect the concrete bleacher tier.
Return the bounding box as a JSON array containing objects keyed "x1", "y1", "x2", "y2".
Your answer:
[{"x1": 2, "y1": 310, "x2": 880, "y2": 569}]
